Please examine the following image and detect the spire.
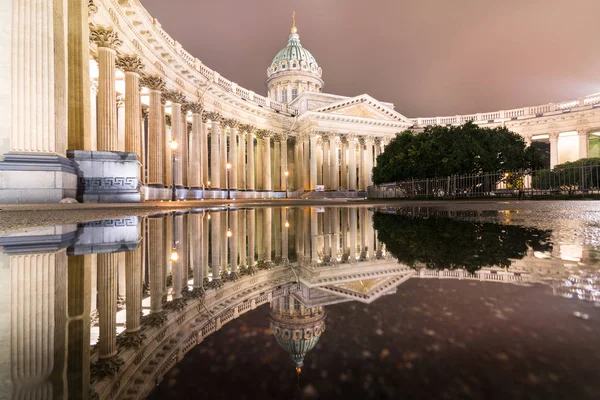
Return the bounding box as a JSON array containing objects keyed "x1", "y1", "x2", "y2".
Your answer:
[{"x1": 291, "y1": 11, "x2": 297, "y2": 34}]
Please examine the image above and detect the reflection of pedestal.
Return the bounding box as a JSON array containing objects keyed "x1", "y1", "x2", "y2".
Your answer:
[{"x1": 68, "y1": 150, "x2": 141, "y2": 203}]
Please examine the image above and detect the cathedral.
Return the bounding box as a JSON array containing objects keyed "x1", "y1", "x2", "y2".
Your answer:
[{"x1": 0, "y1": 0, "x2": 599, "y2": 203}]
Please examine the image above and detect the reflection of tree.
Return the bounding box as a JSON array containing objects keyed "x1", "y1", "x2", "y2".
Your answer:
[{"x1": 373, "y1": 211, "x2": 552, "y2": 273}]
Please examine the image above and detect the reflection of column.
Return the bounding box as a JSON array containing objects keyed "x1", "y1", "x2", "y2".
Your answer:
[
  {"x1": 309, "y1": 134, "x2": 317, "y2": 189},
  {"x1": 91, "y1": 27, "x2": 122, "y2": 151},
  {"x1": 264, "y1": 208, "x2": 273, "y2": 262},
  {"x1": 211, "y1": 213, "x2": 221, "y2": 279},
  {"x1": 311, "y1": 208, "x2": 318, "y2": 261},
  {"x1": 239, "y1": 210, "x2": 247, "y2": 267},
  {"x1": 360, "y1": 209, "x2": 367, "y2": 258},
  {"x1": 367, "y1": 209, "x2": 375, "y2": 259},
  {"x1": 97, "y1": 253, "x2": 118, "y2": 358},
  {"x1": 142, "y1": 76, "x2": 165, "y2": 186},
  {"x1": 331, "y1": 208, "x2": 340, "y2": 261},
  {"x1": 349, "y1": 209, "x2": 357, "y2": 260},
  {"x1": 341, "y1": 208, "x2": 349, "y2": 258},
  {"x1": 148, "y1": 217, "x2": 165, "y2": 313},
  {"x1": 281, "y1": 208, "x2": 289, "y2": 263},
  {"x1": 202, "y1": 213, "x2": 209, "y2": 281},
  {"x1": 190, "y1": 213, "x2": 203, "y2": 289},
  {"x1": 172, "y1": 214, "x2": 185, "y2": 298},
  {"x1": 125, "y1": 244, "x2": 142, "y2": 333},
  {"x1": 549, "y1": 132, "x2": 559, "y2": 168},
  {"x1": 578, "y1": 130, "x2": 589, "y2": 159},
  {"x1": 247, "y1": 209, "x2": 256, "y2": 266},
  {"x1": 11, "y1": 252, "x2": 65, "y2": 397},
  {"x1": 230, "y1": 210, "x2": 239, "y2": 273}
]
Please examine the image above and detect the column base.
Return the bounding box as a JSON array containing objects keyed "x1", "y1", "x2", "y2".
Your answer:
[
  {"x1": 142, "y1": 186, "x2": 171, "y2": 201},
  {"x1": 68, "y1": 150, "x2": 142, "y2": 203},
  {"x1": 0, "y1": 154, "x2": 77, "y2": 203}
]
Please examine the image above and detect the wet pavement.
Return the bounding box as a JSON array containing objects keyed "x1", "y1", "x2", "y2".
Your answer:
[{"x1": 0, "y1": 200, "x2": 598, "y2": 399}]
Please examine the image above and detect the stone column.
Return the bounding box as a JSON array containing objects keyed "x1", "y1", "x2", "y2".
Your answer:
[
  {"x1": 117, "y1": 97, "x2": 125, "y2": 151},
  {"x1": 97, "y1": 253, "x2": 118, "y2": 358},
  {"x1": 91, "y1": 28, "x2": 122, "y2": 152},
  {"x1": 273, "y1": 140, "x2": 280, "y2": 191},
  {"x1": 365, "y1": 137, "x2": 374, "y2": 187},
  {"x1": 166, "y1": 91, "x2": 186, "y2": 188},
  {"x1": 245, "y1": 127, "x2": 256, "y2": 190},
  {"x1": 181, "y1": 112, "x2": 189, "y2": 188},
  {"x1": 117, "y1": 56, "x2": 143, "y2": 161},
  {"x1": 309, "y1": 134, "x2": 317, "y2": 189},
  {"x1": 262, "y1": 132, "x2": 273, "y2": 191},
  {"x1": 330, "y1": 136, "x2": 339, "y2": 190},
  {"x1": 348, "y1": 136, "x2": 357, "y2": 190},
  {"x1": 68, "y1": 0, "x2": 92, "y2": 151},
  {"x1": 303, "y1": 137, "x2": 310, "y2": 190},
  {"x1": 201, "y1": 112, "x2": 209, "y2": 188},
  {"x1": 374, "y1": 138, "x2": 381, "y2": 167},
  {"x1": 189, "y1": 103, "x2": 203, "y2": 189},
  {"x1": 125, "y1": 245, "x2": 142, "y2": 333},
  {"x1": 256, "y1": 139, "x2": 263, "y2": 189},
  {"x1": 206, "y1": 112, "x2": 221, "y2": 189},
  {"x1": 90, "y1": 82, "x2": 98, "y2": 151},
  {"x1": 148, "y1": 216, "x2": 165, "y2": 313},
  {"x1": 358, "y1": 137, "x2": 365, "y2": 190},
  {"x1": 227, "y1": 121, "x2": 239, "y2": 191},
  {"x1": 281, "y1": 135, "x2": 288, "y2": 191},
  {"x1": 322, "y1": 136, "x2": 330, "y2": 190},
  {"x1": 578, "y1": 130, "x2": 589, "y2": 159},
  {"x1": 164, "y1": 101, "x2": 171, "y2": 188},
  {"x1": 141, "y1": 76, "x2": 166, "y2": 187},
  {"x1": 238, "y1": 132, "x2": 247, "y2": 189},
  {"x1": 296, "y1": 136, "x2": 305, "y2": 190},
  {"x1": 220, "y1": 121, "x2": 228, "y2": 189},
  {"x1": 549, "y1": 132, "x2": 559, "y2": 168},
  {"x1": 340, "y1": 136, "x2": 348, "y2": 189}
]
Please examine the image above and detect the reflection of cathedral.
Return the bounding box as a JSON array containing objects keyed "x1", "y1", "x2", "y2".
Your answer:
[
  {"x1": 270, "y1": 296, "x2": 326, "y2": 373},
  {"x1": 0, "y1": 206, "x2": 597, "y2": 398}
]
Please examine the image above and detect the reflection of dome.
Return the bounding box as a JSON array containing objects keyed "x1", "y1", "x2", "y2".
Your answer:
[
  {"x1": 266, "y1": 13, "x2": 324, "y2": 103},
  {"x1": 269, "y1": 296, "x2": 326, "y2": 372}
]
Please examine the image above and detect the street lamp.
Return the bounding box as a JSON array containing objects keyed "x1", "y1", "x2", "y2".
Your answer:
[
  {"x1": 170, "y1": 140, "x2": 178, "y2": 201},
  {"x1": 285, "y1": 220, "x2": 290, "y2": 228},
  {"x1": 226, "y1": 162, "x2": 232, "y2": 199},
  {"x1": 284, "y1": 170, "x2": 289, "y2": 198}
]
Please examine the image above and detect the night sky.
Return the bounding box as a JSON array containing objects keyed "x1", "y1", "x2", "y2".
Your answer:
[{"x1": 142, "y1": 0, "x2": 600, "y2": 117}]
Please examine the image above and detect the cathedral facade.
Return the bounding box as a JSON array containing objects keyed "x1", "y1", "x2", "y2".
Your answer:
[{"x1": 1, "y1": 0, "x2": 599, "y2": 203}]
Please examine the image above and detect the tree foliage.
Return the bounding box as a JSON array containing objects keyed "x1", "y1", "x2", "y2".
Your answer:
[
  {"x1": 373, "y1": 122, "x2": 544, "y2": 184},
  {"x1": 532, "y1": 157, "x2": 600, "y2": 191},
  {"x1": 373, "y1": 210, "x2": 552, "y2": 273}
]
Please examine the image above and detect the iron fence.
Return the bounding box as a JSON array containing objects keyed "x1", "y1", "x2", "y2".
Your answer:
[{"x1": 368, "y1": 163, "x2": 600, "y2": 199}]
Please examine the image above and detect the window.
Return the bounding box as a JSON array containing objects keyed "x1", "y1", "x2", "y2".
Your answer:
[
  {"x1": 292, "y1": 88, "x2": 298, "y2": 101},
  {"x1": 282, "y1": 89, "x2": 288, "y2": 103},
  {"x1": 292, "y1": 63, "x2": 296, "y2": 68}
]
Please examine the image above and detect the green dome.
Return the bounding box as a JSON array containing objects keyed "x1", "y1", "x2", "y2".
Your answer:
[{"x1": 272, "y1": 33, "x2": 318, "y2": 66}]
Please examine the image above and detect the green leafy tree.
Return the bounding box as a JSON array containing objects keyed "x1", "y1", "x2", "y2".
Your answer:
[
  {"x1": 373, "y1": 122, "x2": 544, "y2": 184},
  {"x1": 532, "y1": 157, "x2": 600, "y2": 192}
]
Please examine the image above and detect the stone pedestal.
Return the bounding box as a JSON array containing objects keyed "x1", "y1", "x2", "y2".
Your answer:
[
  {"x1": 0, "y1": 155, "x2": 77, "y2": 203},
  {"x1": 68, "y1": 150, "x2": 141, "y2": 203}
]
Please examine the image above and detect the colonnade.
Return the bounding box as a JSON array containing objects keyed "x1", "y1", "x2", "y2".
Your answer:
[{"x1": 525, "y1": 130, "x2": 597, "y2": 168}]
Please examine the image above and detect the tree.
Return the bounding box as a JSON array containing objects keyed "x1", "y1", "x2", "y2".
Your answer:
[
  {"x1": 373, "y1": 122, "x2": 544, "y2": 184},
  {"x1": 532, "y1": 157, "x2": 600, "y2": 193}
]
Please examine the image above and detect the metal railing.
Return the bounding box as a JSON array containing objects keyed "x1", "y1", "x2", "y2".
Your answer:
[{"x1": 368, "y1": 163, "x2": 600, "y2": 199}]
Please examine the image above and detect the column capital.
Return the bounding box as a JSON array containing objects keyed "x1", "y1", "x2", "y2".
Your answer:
[
  {"x1": 88, "y1": 0, "x2": 98, "y2": 16},
  {"x1": 255, "y1": 129, "x2": 273, "y2": 139},
  {"x1": 549, "y1": 132, "x2": 560, "y2": 140},
  {"x1": 116, "y1": 55, "x2": 144, "y2": 74},
  {"x1": 275, "y1": 132, "x2": 288, "y2": 142},
  {"x1": 578, "y1": 129, "x2": 591, "y2": 137},
  {"x1": 358, "y1": 136, "x2": 366, "y2": 145},
  {"x1": 90, "y1": 26, "x2": 122, "y2": 49},
  {"x1": 374, "y1": 137, "x2": 382, "y2": 146},
  {"x1": 203, "y1": 111, "x2": 222, "y2": 123},
  {"x1": 296, "y1": 132, "x2": 309, "y2": 142},
  {"x1": 239, "y1": 124, "x2": 255, "y2": 134},
  {"x1": 222, "y1": 118, "x2": 240, "y2": 129},
  {"x1": 187, "y1": 102, "x2": 204, "y2": 115},
  {"x1": 163, "y1": 90, "x2": 186, "y2": 104},
  {"x1": 140, "y1": 75, "x2": 166, "y2": 91}
]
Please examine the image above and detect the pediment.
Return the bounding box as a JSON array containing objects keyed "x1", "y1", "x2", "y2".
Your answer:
[
  {"x1": 313, "y1": 94, "x2": 411, "y2": 123},
  {"x1": 316, "y1": 274, "x2": 413, "y2": 304}
]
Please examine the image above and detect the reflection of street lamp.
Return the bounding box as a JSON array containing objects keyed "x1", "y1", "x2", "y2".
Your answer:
[
  {"x1": 170, "y1": 249, "x2": 179, "y2": 262},
  {"x1": 226, "y1": 229, "x2": 232, "y2": 238},
  {"x1": 284, "y1": 170, "x2": 289, "y2": 198},
  {"x1": 226, "y1": 163, "x2": 232, "y2": 199},
  {"x1": 170, "y1": 140, "x2": 178, "y2": 201}
]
